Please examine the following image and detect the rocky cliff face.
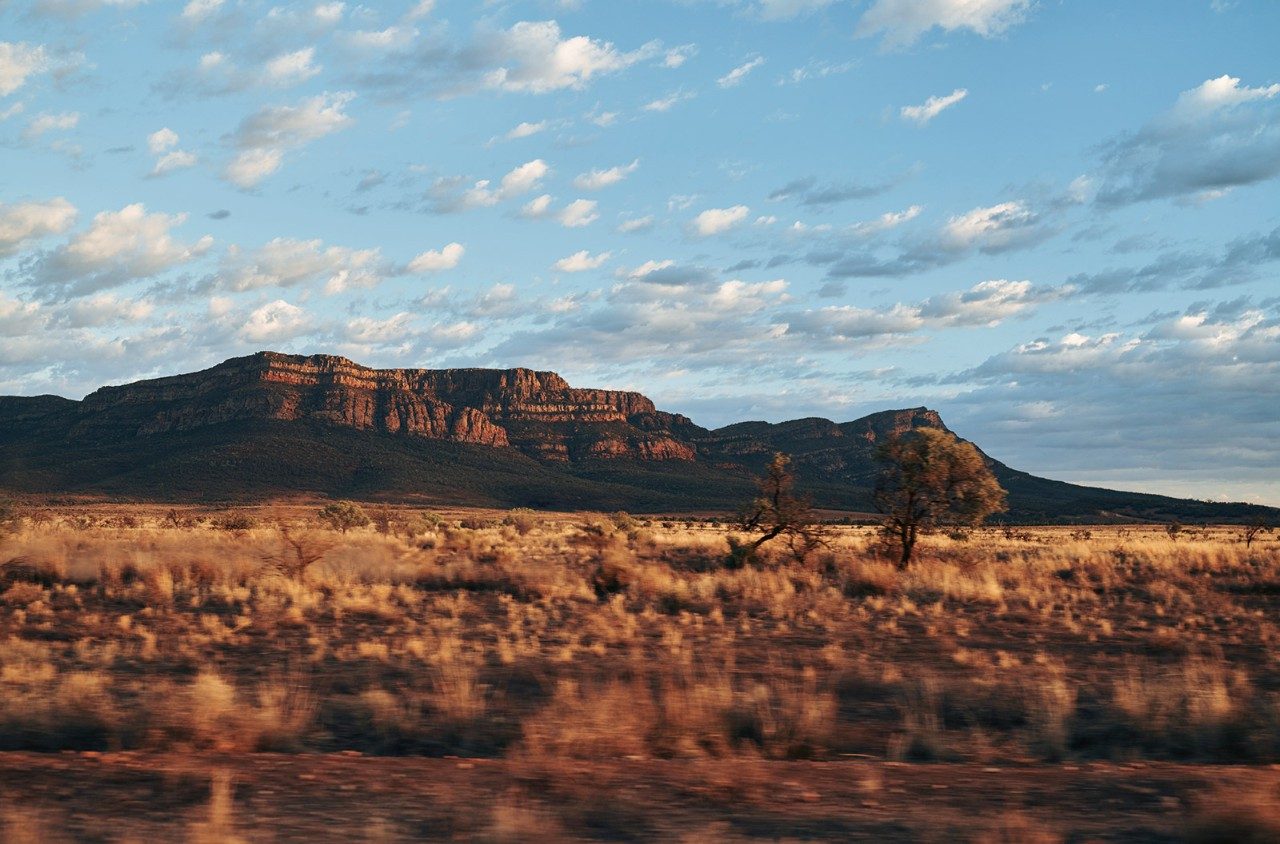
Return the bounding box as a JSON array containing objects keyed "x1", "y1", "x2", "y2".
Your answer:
[{"x1": 73, "y1": 352, "x2": 698, "y2": 462}]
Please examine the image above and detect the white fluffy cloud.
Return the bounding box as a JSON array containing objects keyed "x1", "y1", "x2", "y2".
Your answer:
[
  {"x1": 407, "y1": 242, "x2": 465, "y2": 273},
  {"x1": 572, "y1": 159, "x2": 639, "y2": 190},
  {"x1": 942, "y1": 201, "x2": 1038, "y2": 251},
  {"x1": 506, "y1": 120, "x2": 547, "y2": 140},
  {"x1": 26, "y1": 203, "x2": 213, "y2": 297},
  {"x1": 1172, "y1": 74, "x2": 1280, "y2": 119},
  {"x1": 224, "y1": 92, "x2": 354, "y2": 188},
  {"x1": 431, "y1": 159, "x2": 549, "y2": 212},
  {"x1": 692, "y1": 205, "x2": 750, "y2": 236},
  {"x1": 239, "y1": 299, "x2": 311, "y2": 343},
  {"x1": 477, "y1": 20, "x2": 659, "y2": 93},
  {"x1": 216, "y1": 237, "x2": 387, "y2": 294},
  {"x1": 0, "y1": 42, "x2": 48, "y2": 97},
  {"x1": 553, "y1": 250, "x2": 610, "y2": 272},
  {"x1": 0, "y1": 198, "x2": 77, "y2": 257},
  {"x1": 901, "y1": 88, "x2": 968, "y2": 124},
  {"x1": 147, "y1": 128, "x2": 197, "y2": 176},
  {"x1": 180, "y1": 0, "x2": 224, "y2": 22},
  {"x1": 557, "y1": 199, "x2": 599, "y2": 228},
  {"x1": 261, "y1": 48, "x2": 322, "y2": 87},
  {"x1": 857, "y1": 0, "x2": 1031, "y2": 46},
  {"x1": 224, "y1": 149, "x2": 283, "y2": 189}
]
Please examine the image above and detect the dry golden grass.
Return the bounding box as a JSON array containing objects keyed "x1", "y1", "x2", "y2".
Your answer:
[{"x1": 0, "y1": 507, "x2": 1278, "y2": 769}]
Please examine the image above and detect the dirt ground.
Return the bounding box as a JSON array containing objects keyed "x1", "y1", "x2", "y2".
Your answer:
[{"x1": 3, "y1": 752, "x2": 1276, "y2": 842}]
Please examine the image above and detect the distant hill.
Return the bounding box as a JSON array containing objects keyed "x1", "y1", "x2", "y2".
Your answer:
[{"x1": 0, "y1": 352, "x2": 1272, "y2": 523}]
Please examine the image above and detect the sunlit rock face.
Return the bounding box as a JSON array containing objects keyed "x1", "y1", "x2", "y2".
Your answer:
[{"x1": 73, "y1": 351, "x2": 700, "y2": 461}]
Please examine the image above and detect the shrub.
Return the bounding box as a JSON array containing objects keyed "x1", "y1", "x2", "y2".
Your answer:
[
  {"x1": 213, "y1": 512, "x2": 258, "y2": 533},
  {"x1": 317, "y1": 501, "x2": 370, "y2": 534},
  {"x1": 503, "y1": 508, "x2": 539, "y2": 536}
]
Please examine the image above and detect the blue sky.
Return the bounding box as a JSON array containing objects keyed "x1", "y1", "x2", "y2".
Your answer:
[{"x1": 1, "y1": 0, "x2": 1278, "y2": 504}]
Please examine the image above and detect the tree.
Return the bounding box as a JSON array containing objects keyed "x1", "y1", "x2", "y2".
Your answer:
[
  {"x1": 873, "y1": 428, "x2": 1007, "y2": 568},
  {"x1": 318, "y1": 501, "x2": 370, "y2": 534},
  {"x1": 1242, "y1": 517, "x2": 1271, "y2": 549},
  {"x1": 732, "y1": 453, "x2": 828, "y2": 566}
]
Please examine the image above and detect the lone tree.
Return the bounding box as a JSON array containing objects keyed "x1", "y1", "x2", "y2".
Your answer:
[
  {"x1": 733, "y1": 452, "x2": 827, "y2": 566},
  {"x1": 1242, "y1": 516, "x2": 1272, "y2": 549},
  {"x1": 318, "y1": 501, "x2": 370, "y2": 534},
  {"x1": 873, "y1": 428, "x2": 1007, "y2": 568}
]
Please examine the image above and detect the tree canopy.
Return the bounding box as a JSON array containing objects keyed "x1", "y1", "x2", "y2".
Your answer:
[
  {"x1": 873, "y1": 428, "x2": 1007, "y2": 567},
  {"x1": 733, "y1": 452, "x2": 827, "y2": 566}
]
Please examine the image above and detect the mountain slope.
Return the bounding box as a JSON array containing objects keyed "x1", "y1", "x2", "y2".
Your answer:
[{"x1": 0, "y1": 352, "x2": 1271, "y2": 522}]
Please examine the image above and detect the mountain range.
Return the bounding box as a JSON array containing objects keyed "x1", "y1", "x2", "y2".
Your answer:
[{"x1": 0, "y1": 351, "x2": 1270, "y2": 522}]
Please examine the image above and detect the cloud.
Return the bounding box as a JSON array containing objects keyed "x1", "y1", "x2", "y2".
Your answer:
[
  {"x1": 643, "y1": 90, "x2": 694, "y2": 112},
  {"x1": 782, "y1": 278, "x2": 1063, "y2": 349},
  {"x1": 479, "y1": 20, "x2": 659, "y2": 93},
  {"x1": 29, "y1": 0, "x2": 148, "y2": 19},
  {"x1": 407, "y1": 242, "x2": 465, "y2": 273},
  {"x1": 618, "y1": 215, "x2": 654, "y2": 233},
  {"x1": 768, "y1": 175, "x2": 897, "y2": 205},
  {"x1": 239, "y1": 299, "x2": 312, "y2": 343},
  {"x1": 0, "y1": 198, "x2": 77, "y2": 257},
  {"x1": 486, "y1": 269, "x2": 790, "y2": 372},
  {"x1": 147, "y1": 128, "x2": 197, "y2": 175},
  {"x1": 572, "y1": 159, "x2": 639, "y2": 190},
  {"x1": 692, "y1": 205, "x2": 750, "y2": 236},
  {"x1": 22, "y1": 111, "x2": 78, "y2": 140},
  {"x1": 180, "y1": 0, "x2": 224, "y2": 23},
  {"x1": 224, "y1": 92, "x2": 355, "y2": 188},
  {"x1": 1095, "y1": 74, "x2": 1280, "y2": 206},
  {"x1": 941, "y1": 201, "x2": 1038, "y2": 251},
  {"x1": 945, "y1": 304, "x2": 1280, "y2": 503},
  {"x1": 663, "y1": 44, "x2": 696, "y2": 68},
  {"x1": 846, "y1": 205, "x2": 924, "y2": 237},
  {"x1": 340, "y1": 26, "x2": 419, "y2": 53},
  {"x1": 1063, "y1": 223, "x2": 1280, "y2": 295},
  {"x1": 517, "y1": 193, "x2": 596, "y2": 227},
  {"x1": 22, "y1": 203, "x2": 213, "y2": 298},
  {"x1": 520, "y1": 194, "x2": 554, "y2": 219},
  {"x1": 406, "y1": 1, "x2": 434, "y2": 20},
  {"x1": 147, "y1": 127, "x2": 178, "y2": 154},
  {"x1": 717, "y1": 56, "x2": 765, "y2": 88},
  {"x1": 0, "y1": 42, "x2": 48, "y2": 97},
  {"x1": 713, "y1": 1, "x2": 837, "y2": 21},
  {"x1": 553, "y1": 250, "x2": 610, "y2": 272},
  {"x1": 857, "y1": 0, "x2": 1032, "y2": 47},
  {"x1": 351, "y1": 19, "x2": 659, "y2": 99},
  {"x1": 261, "y1": 47, "x2": 322, "y2": 87},
  {"x1": 428, "y1": 159, "x2": 549, "y2": 212},
  {"x1": 505, "y1": 120, "x2": 547, "y2": 140},
  {"x1": 1172, "y1": 74, "x2": 1280, "y2": 118},
  {"x1": 820, "y1": 199, "x2": 1050, "y2": 279},
  {"x1": 55, "y1": 292, "x2": 154, "y2": 328},
  {"x1": 557, "y1": 199, "x2": 599, "y2": 228},
  {"x1": 224, "y1": 148, "x2": 283, "y2": 189},
  {"x1": 900, "y1": 87, "x2": 968, "y2": 124},
  {"x1": 152, "y1": 150, "x2": 198, "y2": 176},
  {"x1": 214, "y1": 237, "x2": 388, "y2": 294}
]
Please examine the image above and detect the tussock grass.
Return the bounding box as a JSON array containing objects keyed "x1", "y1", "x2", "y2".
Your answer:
[{"x1": 0, "y1": 511, "x2": 1276, "y2": 762}]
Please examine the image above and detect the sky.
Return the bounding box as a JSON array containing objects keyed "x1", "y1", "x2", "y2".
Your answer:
[{"x1": 0, "y1": 0, "x2": 1278, "y2": 505}]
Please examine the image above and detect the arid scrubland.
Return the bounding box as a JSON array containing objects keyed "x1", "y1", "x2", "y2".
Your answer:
[{"x1": 1, "y1": 506, "x2": 1279, "y2": 840}]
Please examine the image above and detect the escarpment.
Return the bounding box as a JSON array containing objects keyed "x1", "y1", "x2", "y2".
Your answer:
[{"x1": 72, "y1": 352, "x2": 698, "y2": 462}]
